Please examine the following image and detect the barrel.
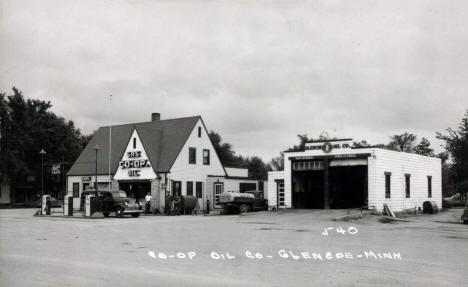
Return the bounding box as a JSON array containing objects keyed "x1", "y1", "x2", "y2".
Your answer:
[
  {"x1": 183, "y1": 195, "x2": 197, "y2": 214},
  {"x1": 423, "y1": 201, "x2": 438, "y2": 214}
]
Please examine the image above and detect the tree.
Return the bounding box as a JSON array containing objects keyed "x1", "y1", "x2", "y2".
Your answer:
[
  {"x1": 387, "y1": 132, "x2": 417, "y2": 152},
  {"x1": 437, "y1": 152, "x2": 455, "y2": 197},
  {"x1": 269, "y1": 152, "x2": 284, "y2": 171},
  {"x1": 436, "y1": 109, "x2": 468, "y2": 201},
  {"x1": 285, "y1": 134, "x2": 310, "y2": 152},
  {"x1": 0, "y1": 87, "x2": 90, "y2": 202},
  {"x1": 208, "y1": 131, "x2": 238, "y2": 166},
  {"x1": 352, "y1": 140, "x2": 371, "y2": 148},
  {"x1": 209, "y1": 131, "x2": 271, "y2": 178},
  {"x1": 245, "y1": 156, "x2": 271, "y2": 179},
  {"x1": 414, "y1": 137, "x2": 435, "y2": 157}
]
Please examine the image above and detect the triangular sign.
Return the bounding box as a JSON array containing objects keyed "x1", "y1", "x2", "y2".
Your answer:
[{"x1": 114, "y1": 129, "x2": 157, "y2": 180}]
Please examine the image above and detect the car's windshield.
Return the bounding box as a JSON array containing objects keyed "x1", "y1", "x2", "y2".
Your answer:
[{"x1": 112, "y1": 191, "x2": 127, "y2": 198}]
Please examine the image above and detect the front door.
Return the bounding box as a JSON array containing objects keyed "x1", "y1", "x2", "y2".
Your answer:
[
  {"x1": 172, "y1": 181, "x2": 182, "y2": 196},
  {"x1": 276, "y1": 180, "x2": 285, "y2": 209},
  {"x1": 213, "y1": 182, "x2": 224, "y2": 209}
]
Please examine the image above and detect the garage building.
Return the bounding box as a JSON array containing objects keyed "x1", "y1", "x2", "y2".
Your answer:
[{"x1": 268, "y1": 139, "x2": 441, "y2": 212}]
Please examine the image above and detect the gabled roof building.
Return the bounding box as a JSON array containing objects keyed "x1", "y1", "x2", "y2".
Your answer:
[{"x1": 67, "y1": 113, "x2": 267, "y2": 212}]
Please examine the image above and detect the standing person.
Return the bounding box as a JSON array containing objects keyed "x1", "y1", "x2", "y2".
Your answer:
[
  {"x1": 165, "y1": 191, "x2": 173, "y2": 215},
  {"x1": 144, "y1": 192, "x2": 152, "y2": 214},
  {"x1": 45, "y1": 196, "x2": 51, "y2": 215},
  {"x1": 194, "y1": 198, "x2": 200, "y2": 216},
  {"x1": 173, "y1": 193, "x2": 181, "y2": 215}
]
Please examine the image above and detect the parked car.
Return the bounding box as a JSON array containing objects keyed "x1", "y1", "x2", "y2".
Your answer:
[
  {"x1": 219, "y1": 190, "x2": 268, "y2": 214},
  {"x1": 442, "y1": 193, "x2": 466, "y2": 208},
  {"x1": 97, "y1": 190, "x2": 142, "y2": 217}
]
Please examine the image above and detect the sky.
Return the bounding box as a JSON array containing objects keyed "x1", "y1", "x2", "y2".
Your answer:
[{"x1": 1, "y1": 0, "x2": 467, "y2": 162}]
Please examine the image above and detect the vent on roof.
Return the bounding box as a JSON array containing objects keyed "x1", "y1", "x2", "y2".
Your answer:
[{"x1": 151, "y1": 113, "x2": 161, "y2": 121}]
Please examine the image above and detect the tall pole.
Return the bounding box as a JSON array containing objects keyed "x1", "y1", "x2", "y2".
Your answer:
[
  {"x1": 108, "y1": 94, "x2": 112, "y2": 189},
  {"x1": 93, "y1": 145, "x2": 100, "y2": 191},
  {"x1": 41, "y1": 155, "x2": 44, "y2": 198},
  {"x1": 95, "y1": 149, "x2": 98, "y2": 191},
  {"x1": 39, "y1": 149, "x2": 47, "y2": 209}
]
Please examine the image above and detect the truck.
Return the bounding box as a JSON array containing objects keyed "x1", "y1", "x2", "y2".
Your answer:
[{"x1": 219, "y1": 190, "x2": 268, "y2": 214}]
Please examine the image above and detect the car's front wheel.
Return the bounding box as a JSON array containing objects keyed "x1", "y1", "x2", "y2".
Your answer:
[
  {"x1": 115, "y1": 206, "x2": 124, "y2": 218},
  {"x1": 131, "y1": 213, "x2": 140, "y2": 218}
]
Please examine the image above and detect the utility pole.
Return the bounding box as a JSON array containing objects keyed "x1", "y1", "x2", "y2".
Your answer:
[
  {"x1": 39, "y1": 149, "x2": 47, "y2": 209},
  {"x1": 93, "y1": 145, "x2": 100, "y2": 191}
]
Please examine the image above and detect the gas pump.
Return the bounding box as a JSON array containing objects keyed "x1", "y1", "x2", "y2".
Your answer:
[
  {"x1": 41, "y1": 195, "x2": 51, "y2": 215},
  {"x1": 63, "y1": 195, "x2": 73, "y2": 216},
  {"x1": 85, "y1": 194, "x2": 94, "y2": 217}
]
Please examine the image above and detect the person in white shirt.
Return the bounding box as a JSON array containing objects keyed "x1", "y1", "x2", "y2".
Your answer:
[{"x1": 145, "y1": 192, "x2": 152, "y2": 214}]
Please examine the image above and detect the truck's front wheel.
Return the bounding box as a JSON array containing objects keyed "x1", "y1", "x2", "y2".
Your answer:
[{"x1": 239, "y1": 204, "x2": 249, "y2": 214}]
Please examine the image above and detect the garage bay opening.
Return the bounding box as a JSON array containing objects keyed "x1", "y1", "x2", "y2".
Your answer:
[
  {"x1": 291, "y1": 159, "x2": 368, "y2": 209},
  {"x1": 329, "y1": 164, "x2": 367, "y2": 208}
]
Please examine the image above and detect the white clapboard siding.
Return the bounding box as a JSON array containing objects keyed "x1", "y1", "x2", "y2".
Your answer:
[
  {"x1": 169, "y1": 118, "x2": 226, "y2": 196},
  {"x1": 279, "y1": 147, "x2": 441, "y2": 212},
  {"x1": 369, "y1": 149, "x2": 441, "y2": 212},
  {"x1": 283, "y1": 157, "x2": 293, "y2": 208},
  {"x1": 267, "y1": 171, "x2": 285, "y2": 208}
]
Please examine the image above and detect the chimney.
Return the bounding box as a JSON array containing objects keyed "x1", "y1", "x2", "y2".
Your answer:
[{"x1": 151, "y1": 113, "x2": 161, "y2": 121}]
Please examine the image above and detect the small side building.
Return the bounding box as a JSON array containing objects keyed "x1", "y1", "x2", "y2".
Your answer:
[
  {"x1": 268, "y1": 139, "x2": 441, "y2": 212},
  {"x1": 206, "y1": 167, "x2": 267, "y2": 209}
]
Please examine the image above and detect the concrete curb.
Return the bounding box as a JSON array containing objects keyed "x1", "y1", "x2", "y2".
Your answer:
[{"x1": 33, "y1": 214, "x2": 107, "y2": 219}]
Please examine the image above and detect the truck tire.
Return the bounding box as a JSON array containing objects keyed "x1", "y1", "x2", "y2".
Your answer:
[
  {"x1": 103, "y1": 212, "x2": 109, "y2": 217},
  {"x1": 239, "y1": 204, "x2": 249, "y2": 214}
]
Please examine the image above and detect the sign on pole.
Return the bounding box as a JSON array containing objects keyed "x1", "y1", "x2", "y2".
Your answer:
[{"x1": 51, "y1": 164, "x2": 61, "y2": 175}]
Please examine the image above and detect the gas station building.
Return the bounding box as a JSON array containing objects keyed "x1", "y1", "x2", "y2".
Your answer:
[{"x1": 268, "y1": 139, "x2": 441, "y2": 212}]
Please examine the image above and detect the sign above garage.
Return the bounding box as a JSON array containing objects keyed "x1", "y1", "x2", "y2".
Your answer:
[
  {"x1": 304, "y1": 139, "x2": 353, "y2": 153},
  {"x1": 290, "y1": 153, "x2": 371, "y2": 161}
]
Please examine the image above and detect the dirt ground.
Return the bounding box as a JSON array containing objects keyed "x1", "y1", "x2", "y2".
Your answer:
[{"x1": 0, "y1": 208, "x2": 467, "y2": 287}]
